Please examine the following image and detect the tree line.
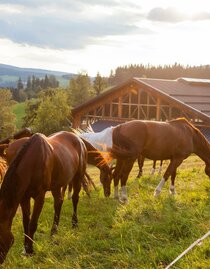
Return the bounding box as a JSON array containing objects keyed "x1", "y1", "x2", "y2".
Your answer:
[{"x1": 108, "y1": 63, "x2": 210, "y2": 85}]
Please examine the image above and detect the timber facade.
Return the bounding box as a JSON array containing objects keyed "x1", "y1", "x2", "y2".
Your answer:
[{"x1": 72, "y1": 77, "x2": 210, "y2": 131}]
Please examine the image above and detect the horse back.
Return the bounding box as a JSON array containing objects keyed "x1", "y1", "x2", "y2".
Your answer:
[{"x1": 48, "y1": 131, "x2": 87, "y2": 187}]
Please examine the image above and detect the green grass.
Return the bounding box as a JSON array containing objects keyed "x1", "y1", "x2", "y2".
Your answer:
[
  {"x1": 13, "y1": 102, "x2": 26, "y2": 129},
  {"x1": 3, "y1": 156, "x2": 210, "y2": 268}
]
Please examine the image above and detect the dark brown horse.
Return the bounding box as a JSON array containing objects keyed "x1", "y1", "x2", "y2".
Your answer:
[
  {"x1": 0, "y1": 127, "x2": 32, "y2": 144},
  {"x1": 0, "y1": 131, "x2": 87, "y2": 264},
  {"x1": 80, "y1": 137, "x2": 112, "y2": 197},
  {"x1": 109, "y1": 118, "x2": 210, "y2": 201},
  {"x1": 0, "y1": 135, "x2": 112, "y2": 198}
]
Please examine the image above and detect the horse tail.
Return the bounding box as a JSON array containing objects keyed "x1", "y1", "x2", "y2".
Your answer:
[
  {"x1": 77, "y1": 138, "x2": 89, "y2": 193},
  {"x1": 110, "y1": 125, "x2": 138, "y2": 159}
]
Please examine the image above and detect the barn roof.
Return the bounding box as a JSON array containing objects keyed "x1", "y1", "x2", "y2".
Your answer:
[
  {"x1": 72, "y1": 77, "x2": 210, "y2": 124},
  {"x1": 135, "y1": 77, "x2": 210, "y2": 118}
]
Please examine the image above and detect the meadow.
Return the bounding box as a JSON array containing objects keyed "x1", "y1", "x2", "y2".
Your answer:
[
  {"x1": 13, "y1": 102, "x2": 26, "y2": 129},
  {"x1": 2, "y1": 156, "x2": 210, "y2": 268}
]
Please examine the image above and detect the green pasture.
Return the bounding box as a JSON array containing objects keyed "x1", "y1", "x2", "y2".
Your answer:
[
  {"x1": 2, "y1": 156, "x2": 210, "y2": 268},
  {"x1": 13, "y1": 102, "x2": 26, "y2": 129}
]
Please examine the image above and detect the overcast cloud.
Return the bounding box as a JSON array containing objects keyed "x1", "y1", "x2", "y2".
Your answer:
[{"x1": 0, "y1": 0, "x2": 210, "y2": 75}]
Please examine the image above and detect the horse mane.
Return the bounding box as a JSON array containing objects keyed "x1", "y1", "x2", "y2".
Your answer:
[
  {"x1": 80, "y1": 137, "x2": 111, "y2": 168},
  {"x1": 0, "y1": 157, "x2": 7, "y2": 183},
  {"x1": 170, "y1": 117, "x2": 209, "y2": 142},
  {"x1": 169, "y1": 117, "x2": 199, "y2": 130},
  {"x1": 0, "y1": 134, "x2": 40, "y2": 207}
]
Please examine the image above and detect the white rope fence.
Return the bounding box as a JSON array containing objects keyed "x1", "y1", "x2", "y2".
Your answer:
[{"x1": 165, "y1": 230, "x2": 210, "y2": 269}]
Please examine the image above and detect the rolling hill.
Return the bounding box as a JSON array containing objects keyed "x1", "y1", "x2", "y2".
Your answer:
[{"x1": 0, "y1": 63, "x2": 75, "y2": 88}]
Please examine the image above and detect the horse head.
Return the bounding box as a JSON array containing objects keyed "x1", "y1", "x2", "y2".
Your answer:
[
  {"x1": 205, "y1": 163, "x2": 210, "y2": 177},
  {"x1": 100, "y1": 166, "x2": 112, "y2": 197},
  {"x1": 0, "y1": 225, "x2": 14, "y2": 264}
]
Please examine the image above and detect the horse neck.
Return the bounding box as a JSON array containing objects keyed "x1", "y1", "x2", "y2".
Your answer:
[
  {"x1": 0, "y1": 199, "x2": 19, "y2": 227},
  {"x1": 87, "y1": 151, "x2": 105, "y2": 168},
  {"x1": 193, "y1": 130, "x2": 210, "y2": 164}
]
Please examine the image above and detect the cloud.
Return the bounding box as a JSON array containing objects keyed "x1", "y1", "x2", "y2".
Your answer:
[
  {"x1": 191, "y1": 12, "x2": 210, "y2": 21},
  {"x1": 147, "y1": 6, "x2": 210, "y2": 23},
  {"x1": 0, "y1": 1, "x2": 146, "y2": 49},
  {"x1": 147, "y1": 7, "x2": 186, "y2": 23}
]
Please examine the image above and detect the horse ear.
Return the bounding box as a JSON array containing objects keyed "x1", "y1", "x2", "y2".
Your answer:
[{"x1": 0, "y1": 144, "x2": 8, "y2": 157}]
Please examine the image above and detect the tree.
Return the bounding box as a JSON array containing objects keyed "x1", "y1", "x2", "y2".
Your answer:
[
  {"x1": 22, "y1": 88, "x2": 71, "y2": 135},
  {"x1": 68, "y1": 72, "x2": 92, "y2": 106},
  {"x1": 93, "y1": 72, "x2": 107, "y2": 95},
  {"x1": 17, "y1": 77, "x2": 24, "y2": 90},
  {"x1": 0, "y1": 89, "x2": 16, "y2": 139}
]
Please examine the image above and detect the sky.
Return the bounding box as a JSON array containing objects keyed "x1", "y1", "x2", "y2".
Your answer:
[{"x1": 0, "y1": 0, "x2": 210, "y2": 76}]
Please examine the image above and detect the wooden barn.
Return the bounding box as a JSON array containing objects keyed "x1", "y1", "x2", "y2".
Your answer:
[{"x1": 72, "y1": 77, "x2": 210, "y2": 140}]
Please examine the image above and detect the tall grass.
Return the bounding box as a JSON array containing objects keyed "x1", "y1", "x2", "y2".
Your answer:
[{"x1": 3, "y1": 156, "x2": 210, "y2": 268}]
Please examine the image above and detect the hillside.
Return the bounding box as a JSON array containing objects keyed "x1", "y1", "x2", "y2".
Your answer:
[{"x1": 0, "y1": 63, "x2": 75, "y2": 88}]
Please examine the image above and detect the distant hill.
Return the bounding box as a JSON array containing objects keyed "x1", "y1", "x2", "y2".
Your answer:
[{"x1": 0, "y1": 63, "x2": 75, "y2": 88}]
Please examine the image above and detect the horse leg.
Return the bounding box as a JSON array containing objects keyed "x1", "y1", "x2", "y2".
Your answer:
[
  {"x1": 113, "y1": 159, "x2": 124, "y2": 199},
  {"x1": 24, "y1": 191, "x2": 45, "y2": 254},
  {"x1": 150, "y1": 160, "x2": 156, "y2": 175},
  {"x1": 169, "y1": 159, "x2": 183, "y2": 195},
  {"x1": 136, "y1": 155, "x2": 144, "y2": 178},
  {"x1": 51, "y1": 188, "x2": 64, "y2": 236},
  {"x1": 20, "y1": 197, "x2": 31, "y2": 255},
  {"x1": 71, "y1": 176, "x2": 82, "y2": 228},
  {"x1": 120, "y1": 158, "x2": 136, "y2": 202},
  {"x1": 154, "y1": 158, "x2": 183, "y2": 197},
  {"x1": 158, "y1": 160, "x2": 163, "y2": 175},
  {"x1": 67, "y1": 182, "x2": 73, "y2": 200}
]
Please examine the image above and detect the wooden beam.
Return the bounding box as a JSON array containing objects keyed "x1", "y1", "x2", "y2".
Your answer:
[{"x1": 156, "y1": 98, "x2": 160, "y2": 121}]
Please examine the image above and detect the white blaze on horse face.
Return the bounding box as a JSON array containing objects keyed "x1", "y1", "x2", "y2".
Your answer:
[{"x1": 154, "y1": 177, "x2": 165, "y2": 197}]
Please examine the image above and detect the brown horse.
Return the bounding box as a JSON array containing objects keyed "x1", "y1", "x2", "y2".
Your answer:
[
  {"x1": 109, "y1": 118, "x2": 210, "y2": 201},
  {"x1": 0, "y1": 131, "x2": 87, "y2": 264},
  {"x1": 79, "y1": 137, "x2": 112, "y2": 197},
  {"x1": 0, "y1": 127, "x2": 32, "y2": 144},
  {"x1": 0, "y1": 134, "x2": 112, "y2": 199}
]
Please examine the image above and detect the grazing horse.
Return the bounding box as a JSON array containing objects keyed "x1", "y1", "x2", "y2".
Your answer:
[
  {"x1": 76, "y1": 126, "x2": 161, "y2": 179},
  {"x1": 0, "y1": 135, "x2": 112, "y2": 197},
  {"x1": 80, "y1": 137, "x2": 112, "y2": 197},
  {"x1": 110, "y1": 118, "x2": 210, "y2": 201},
  {"x1": 0, "y1": 131, "x2": 87, "y2": 264}
]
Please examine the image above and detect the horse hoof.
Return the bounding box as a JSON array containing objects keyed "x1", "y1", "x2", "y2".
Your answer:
[
  {"x1": 22, "y1": 248, "x2": 34, "y2": 256},
  {"x1": 169, "y1": 189, "x2": 176, "y2": 195},
  {"x1": 72, "y1": 223, "x2": 78, "y2": 229},
  {"x1": 119, "y1": 196, "x2": 128, "y2": 204},
  {"x1": 51, "y1": 225, "x2": 58, "y2": 236}
]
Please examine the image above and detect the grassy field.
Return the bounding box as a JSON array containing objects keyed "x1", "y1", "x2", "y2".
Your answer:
[
  {"x1": 13, "y1": 102, "x2": 26, "y2": 129},
  {"x1": 2, "y1": 156, "x2": 210, "y2": 268}
]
